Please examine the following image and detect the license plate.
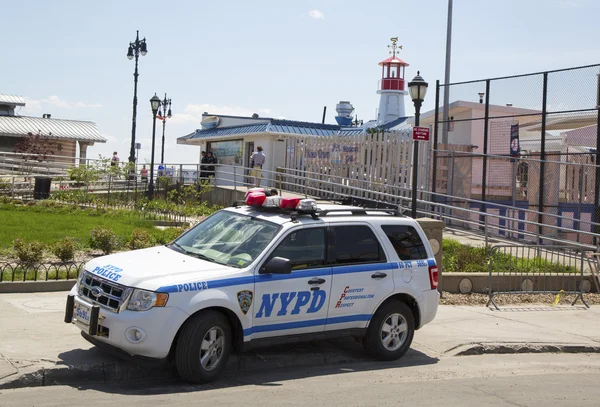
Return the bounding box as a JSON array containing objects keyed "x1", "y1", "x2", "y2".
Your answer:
[{"x1": 73, "y1": 301, "x2": 91, "y2": 326}]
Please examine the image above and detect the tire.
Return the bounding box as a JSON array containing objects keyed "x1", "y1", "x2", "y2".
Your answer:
[
  {"x1": 175, "y1": 310, "x2": 232, "y2": 384},
  {"x1": 364, "y1": 300, "x2": 414, "y2": 361}
]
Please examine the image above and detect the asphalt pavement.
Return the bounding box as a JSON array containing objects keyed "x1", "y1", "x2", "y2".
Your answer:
[{"x1": 0, "y1": 291, "x2": 598, "y2": 390}]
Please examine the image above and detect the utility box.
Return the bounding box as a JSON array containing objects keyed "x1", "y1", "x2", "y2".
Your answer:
[{"x1": 416, "y1": 217, "x2": 445, "y2": 275}]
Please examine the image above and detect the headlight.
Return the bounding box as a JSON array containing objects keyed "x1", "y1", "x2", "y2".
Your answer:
[{"x1": 127, "y1": 289, "x2": 169, "y2": 311}]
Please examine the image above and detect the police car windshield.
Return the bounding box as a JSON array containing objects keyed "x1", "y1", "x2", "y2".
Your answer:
[{"x1": 171, "y1": 211, "x2": 281, "y2": 268}]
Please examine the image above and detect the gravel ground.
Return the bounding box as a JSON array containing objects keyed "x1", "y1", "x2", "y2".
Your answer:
[{"x1": 440, "y1": 292, "x2": 600, "y2": 306}]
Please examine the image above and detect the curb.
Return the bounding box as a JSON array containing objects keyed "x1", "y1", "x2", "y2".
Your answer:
[
  {"x1": 0, "y1": 342, "x2": 371, "y2": 390},
  {"x1": 447, "y1": 342, "x2": 600, "y2": 356},
  {"x1": 0, "y1": 280, "x2": 77, "y2": 293}
]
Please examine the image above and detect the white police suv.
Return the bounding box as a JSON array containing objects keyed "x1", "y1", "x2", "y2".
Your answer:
[{"x1": 65, "y1": 190, "x2": 439, "y2": 383}]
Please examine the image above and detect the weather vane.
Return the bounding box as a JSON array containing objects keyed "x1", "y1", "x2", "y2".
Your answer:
[{"x1": 388, "y1": 37, "x2": 402, "y2": 57}]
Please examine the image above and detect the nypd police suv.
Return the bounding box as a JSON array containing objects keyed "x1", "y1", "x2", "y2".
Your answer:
[{"x1": 65, "y1": 191, "x2": 440, "y2": 383}]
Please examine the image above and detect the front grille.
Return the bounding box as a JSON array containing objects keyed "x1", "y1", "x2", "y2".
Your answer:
[{"x1": 79, "y1": 271, "x2": 131, "y2": 312}]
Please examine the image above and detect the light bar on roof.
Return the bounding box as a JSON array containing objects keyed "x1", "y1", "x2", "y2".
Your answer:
[{"x1": 244, "y1": 191, "x2": 317, "y2": 212}]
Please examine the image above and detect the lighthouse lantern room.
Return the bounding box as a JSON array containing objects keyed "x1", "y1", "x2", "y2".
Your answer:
[{"x1": 377, "y1": 37, "x2": 409, "y2": 125}]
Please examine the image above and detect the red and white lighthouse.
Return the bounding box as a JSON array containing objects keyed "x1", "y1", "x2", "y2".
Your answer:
[{"x1": 377, "y1": 38, "x2": 409, "y2": 124}]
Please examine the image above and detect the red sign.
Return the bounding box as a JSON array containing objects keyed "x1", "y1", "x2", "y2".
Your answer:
[{"x1": 412, "y1": 126, "x2": 430, "y2": 141}]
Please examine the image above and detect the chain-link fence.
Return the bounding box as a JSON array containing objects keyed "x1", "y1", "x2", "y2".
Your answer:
[{"x1": 431, "y1": 64, "x2": 600, "y2": 246}]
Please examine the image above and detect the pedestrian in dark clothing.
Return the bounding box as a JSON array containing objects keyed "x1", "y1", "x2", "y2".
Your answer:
[
  {"x1": 200, "y1": 151, "x2": 209, "y2": 182},
  {"x1": 206, "y1": 152, "x2": 217, "y2": 183}
]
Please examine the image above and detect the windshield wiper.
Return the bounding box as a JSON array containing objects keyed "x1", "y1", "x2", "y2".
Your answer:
[{"x1": 171, "y1": 243, "x2": 216, "y2": 263}]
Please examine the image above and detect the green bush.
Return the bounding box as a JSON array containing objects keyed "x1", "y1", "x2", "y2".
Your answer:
[
  {"x1": 129, "y1": 228, "x2": 152, "y2": 250},
  {"x1": 52, "y1": 237, "x2": 78, "y2": 262},
  {"x1": 13, "y1": 238, "x2": 45, "y2": 264},
  {"x1": 152, "y1": 227, "x2": 185, "y2": 245},
  {"x1": 89, "y1": 227, "x2": 120, "y2": 255}
]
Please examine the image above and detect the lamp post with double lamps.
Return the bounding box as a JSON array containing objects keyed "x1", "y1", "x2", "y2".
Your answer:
[
  {"x1": 148, "y1": 94, "x2": 161, "y2": 199},
  {"x1": 126, "y1": 30, "x2": 148, "y2": 172},
  {"x1": 408, "y1": 71, "x2": 428, "y2": 219},
  {"x1": 157, "y1": 94, "x2": 172, "y2": 165}
]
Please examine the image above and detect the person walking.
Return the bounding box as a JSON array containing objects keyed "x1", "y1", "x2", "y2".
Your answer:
[
  {"x1": 250, "y1": 146, "x2": 266, "y2": 187},
  {"x1": 200, "y1": 151, "x2": 209, "y2": 182},
  {"x1": 140, "y1": 165, "x2": 148, "y2": 183},
  {"x1": 111, "y1": 151, "x2": 120, "y2": 167},
  {"x1": 206, "y1": 151, "x2": 217, "y2": 184}
]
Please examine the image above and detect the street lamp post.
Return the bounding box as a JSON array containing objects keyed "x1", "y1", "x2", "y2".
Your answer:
[
  {"x1": 157, "y1": 94, "x2": 172, "y2": 165},
  {"x1": 127, "y1": 31, "x2": 148, "y2": 166},
  {"x1": 149, "y1": 94, "x2": 161, "y2": 199},
  {"x1": 408, "y1": 71, "x2": 429, "y2": 219}
]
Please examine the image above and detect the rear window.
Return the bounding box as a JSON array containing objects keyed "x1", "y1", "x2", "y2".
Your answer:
[
  {"x1": 381, "y1": 225, "x2": 428, "y2": 261},
  {"x1": 330, "y1": 225, "x2": 386, "y2": 265}
]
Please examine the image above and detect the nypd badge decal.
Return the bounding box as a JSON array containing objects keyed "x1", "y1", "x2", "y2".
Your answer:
[{"x1": 237, "y1": 290, "x2": 253, "y2": 315}]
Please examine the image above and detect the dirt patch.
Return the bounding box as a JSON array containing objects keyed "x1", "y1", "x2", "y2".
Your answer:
[{"x1": 440, "y1": 292, "x2": 600, "y2": 306}]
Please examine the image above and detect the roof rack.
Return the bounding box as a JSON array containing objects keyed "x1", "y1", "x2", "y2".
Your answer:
[{"x1": 317, "y1": 208, "x2": 402, "y2": 217}]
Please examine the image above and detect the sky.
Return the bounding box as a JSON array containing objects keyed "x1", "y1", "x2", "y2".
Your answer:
[{"x1": 3, "y1": 0, "x2": 600, "y2": 164}]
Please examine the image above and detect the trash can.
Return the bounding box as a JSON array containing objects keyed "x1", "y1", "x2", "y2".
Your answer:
[{"x1": 34, "y1": 176, "x2": 52, "y2": 199}]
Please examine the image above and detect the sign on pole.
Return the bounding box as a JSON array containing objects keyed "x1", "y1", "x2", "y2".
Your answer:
[{"x1": 412, "y1": 126, "x2": 430, "y2": 141}]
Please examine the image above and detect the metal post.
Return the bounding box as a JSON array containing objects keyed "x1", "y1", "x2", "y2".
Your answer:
[
  {"x1": 161, "y1": 118, "x2": 166, "y2": 165},
  {"x1": 234, "y1": 166, "x2": 237, "y2": 191},
  {"x1": 538, "y1": 72, "x2": 548, "y2": 244},
  {"x1": 432, "y1": 80, "x2": 441, "y2": 215},
  {"x1": 129, "y1": 31, "x2": 141, "y2": 164},
  {"x1": 11, "y1": 176, "x2": 14, "y2": 198},
  {"x1": 441, "y1": 0, "x2": 453, "y2": 145},
  {"x1": 594, "y1": 77, "x2": 600, "y2": 245},
  {"x1": 149, "y1": 113, "x2": 158, "y2": 199},
  {"x1": 411, "y1": 100, "x2": 422, "y2": 219},
  {"x1": 448, "y1": 150, "x2": 455, "y2": 226},
  {"x1": 480, "y1": 80, "x2": 491, "y2": 228}
]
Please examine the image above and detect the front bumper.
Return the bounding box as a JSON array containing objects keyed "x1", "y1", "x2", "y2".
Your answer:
[{"x1": 65, "y1": 293, "x2": 189, "y2": 359}]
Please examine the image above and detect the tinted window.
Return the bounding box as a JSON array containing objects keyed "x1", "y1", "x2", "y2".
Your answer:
[
  {"x1": 381, "y1": 225, "x2": 427, "y2": 261},
  {"x1": 331, "y1": 226, "x2": 386, "y2": 265},
  {"x1": 269, "y1": 228, "x2": 326, "y2": 270}
]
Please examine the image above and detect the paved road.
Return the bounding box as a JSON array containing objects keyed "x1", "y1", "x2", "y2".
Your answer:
[{"x1": 1, "y1": 353, "x2": 598, "y2": 406}]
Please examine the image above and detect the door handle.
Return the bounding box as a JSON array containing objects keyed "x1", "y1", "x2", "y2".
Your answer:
[
  {"x1": 371, "y1": 272, "x2": 387, "y2": 279},
  {"x1": 308, "y1": 278, "x2": 326, "y2": 285}
]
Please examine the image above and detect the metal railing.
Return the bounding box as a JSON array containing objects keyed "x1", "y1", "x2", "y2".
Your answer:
[
  {"x1": 485, "y1": 245, "x2": 595, "y2": 310},
  {"x1": 0, "y1": 261, "x2": 84, "y2": 282}
]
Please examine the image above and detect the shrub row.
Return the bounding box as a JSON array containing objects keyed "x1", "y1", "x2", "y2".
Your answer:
[{"x1": 9, "y1": 227, "x2": 185, "y2": 263}]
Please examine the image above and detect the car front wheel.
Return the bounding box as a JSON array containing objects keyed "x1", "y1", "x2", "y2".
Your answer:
[{"x1": 175, "y1": 310, "x2": 232, "y2": 383}]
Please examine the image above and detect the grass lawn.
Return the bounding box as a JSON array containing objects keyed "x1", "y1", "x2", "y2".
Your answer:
[{"x1": 0, "y1": 204, "x2": 156, "y2": 249}]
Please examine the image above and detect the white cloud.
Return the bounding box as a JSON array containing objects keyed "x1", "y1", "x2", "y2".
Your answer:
[
  {"x1": 309, "y1": 9, "x2": 325, "y2": 20},
  {"x1": 21, "y1": 95, "x2": 103, "y2": 112},
  {"x1": 169, "y1": 103, "x2": 273, "y2": 125}
]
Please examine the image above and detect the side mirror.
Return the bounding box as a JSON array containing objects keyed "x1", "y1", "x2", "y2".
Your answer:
[{"x1": 260, "y1": 257, "x2": 292, "y2": 275}]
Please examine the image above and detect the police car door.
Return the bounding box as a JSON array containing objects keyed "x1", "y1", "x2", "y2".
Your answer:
[
  {"x1": 253, "y1": 227, "x2": 332, "y2": 339},
  {"x1": 326, "y1": 224, "x2": 394, "y2": 331}
]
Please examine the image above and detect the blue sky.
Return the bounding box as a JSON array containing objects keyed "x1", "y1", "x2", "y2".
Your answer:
[{"x1": 3, "y1": 0, "x2": 599, "y2": 163}]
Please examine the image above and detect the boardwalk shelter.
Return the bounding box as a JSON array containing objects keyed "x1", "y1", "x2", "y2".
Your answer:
[
  {"x1": 176, "y1": 111, "x2": 415, "y2": 189},
  {"x1": 0, "y1": 94, "x2": 105, "y2": 166}
]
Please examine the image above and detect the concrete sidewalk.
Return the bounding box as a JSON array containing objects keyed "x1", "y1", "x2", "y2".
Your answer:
[{"x1": 0, "y1": 292, "x2": 599, "y2": 389}]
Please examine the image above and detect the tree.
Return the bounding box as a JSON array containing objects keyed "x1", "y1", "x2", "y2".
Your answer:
[{"x1": 14, "y1": 131, "x2": 57, "y2": 162}]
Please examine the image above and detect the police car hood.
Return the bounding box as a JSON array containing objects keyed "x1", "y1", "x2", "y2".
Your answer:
[{"x1": 84, "y1": 246, "x2": 238, "y2": 292}]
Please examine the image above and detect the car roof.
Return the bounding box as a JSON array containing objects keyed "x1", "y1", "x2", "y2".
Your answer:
[{"x1": 222, "y1": 203, "x2": 413, "y2": 227}]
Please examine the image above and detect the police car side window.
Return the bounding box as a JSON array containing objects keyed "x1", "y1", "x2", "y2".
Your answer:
[
  {"x1": 268, "y1": 228, "x2": 326, "y2": 270},
  {"x1": 381, "y1": 225, "x2": 427, "y2": 261},
  {"x1": 330, "y1": 226, "x2": 386, "y2": 265}
]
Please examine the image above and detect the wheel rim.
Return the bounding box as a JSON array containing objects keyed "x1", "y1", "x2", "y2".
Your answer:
[
  {"x1": 380, "y1": 313, "x2": 408, "y2": 351},
  {"x1": 199, "y1": 326, "x2": 225, "y2": 371}
]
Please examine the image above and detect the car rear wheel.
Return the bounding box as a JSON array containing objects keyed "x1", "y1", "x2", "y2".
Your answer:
[
  {"x1": 364, "y1": 300, "x2": 414, "y2": 361},
  {"x1": 175, "y1": 310, "x2": 232, "y2": 383}
]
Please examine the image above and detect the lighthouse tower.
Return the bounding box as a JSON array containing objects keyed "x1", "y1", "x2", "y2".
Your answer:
[{"x1": 377, "y1": 38, "x2": 409, "y2": 125}]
